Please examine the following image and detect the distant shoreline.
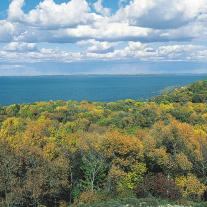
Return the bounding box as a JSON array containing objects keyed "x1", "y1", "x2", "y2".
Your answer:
[{"x1": 0, "y1": 73, "x2": 207, "y2": 77}]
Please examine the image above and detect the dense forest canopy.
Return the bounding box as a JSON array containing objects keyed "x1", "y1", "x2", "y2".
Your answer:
[
  {"x1": 0, "y1": 80, "x2": 207, "y2": 206},
  {"x1": 152, "y1": 80, "x2": 207, "y2": 103}
]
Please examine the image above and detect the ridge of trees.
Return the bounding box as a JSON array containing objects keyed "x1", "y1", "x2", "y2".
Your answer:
[{"x1": 152, "y1": 80, "x2": 207, "y2": 103}]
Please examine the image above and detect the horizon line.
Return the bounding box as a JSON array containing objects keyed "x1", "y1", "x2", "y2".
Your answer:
[{"x1": 0, "y1": 73, "x2": 207, "y2": 77}]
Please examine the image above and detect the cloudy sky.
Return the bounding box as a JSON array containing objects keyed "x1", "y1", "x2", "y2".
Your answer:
[{"x1": 0, "y1": 0, "x2": 207, "y2": 75}]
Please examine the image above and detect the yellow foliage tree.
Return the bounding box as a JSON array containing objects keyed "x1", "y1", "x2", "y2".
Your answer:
[{"x1": 175, "y1": 174, "x2": 206, "y2": 200}]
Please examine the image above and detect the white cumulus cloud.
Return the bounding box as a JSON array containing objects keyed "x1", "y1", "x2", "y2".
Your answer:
[
  {"x1": 114, "y1": 0, "x2": 207, "y2": 29},
  {"x1": 0, "y1": 20, "x2": 16, "y2": 42},
  {"x1": 93, "y1": 0, "x2": 111, "y2": 16},
  {"x1": 3, "y1": 42, "x2": 37, "y2": 52},
  {"x1": 8, "y1": 0, "x2": 101, "y2": 28}
]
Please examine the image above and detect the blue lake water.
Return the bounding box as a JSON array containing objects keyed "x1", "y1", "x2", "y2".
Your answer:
[{"x1": 0, "y1": 75, "x2": 206, "y2": 105}]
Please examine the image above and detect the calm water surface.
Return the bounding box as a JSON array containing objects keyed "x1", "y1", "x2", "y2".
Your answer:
[{"x1": 0, "y1": 75, "x2": 206, "y2": 105}]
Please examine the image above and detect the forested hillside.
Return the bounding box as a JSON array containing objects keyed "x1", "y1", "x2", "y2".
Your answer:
[
  {"x1": 152, "y1": 80, "x2": 207, "y2": 103},
  {"x1": 1, "y1": 80, "x2": 207, "y2": 206}
]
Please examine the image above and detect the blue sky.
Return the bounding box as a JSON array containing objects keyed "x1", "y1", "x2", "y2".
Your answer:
[{"x1": 0, "y1": 0, "x2": 207, "y2": 75}]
